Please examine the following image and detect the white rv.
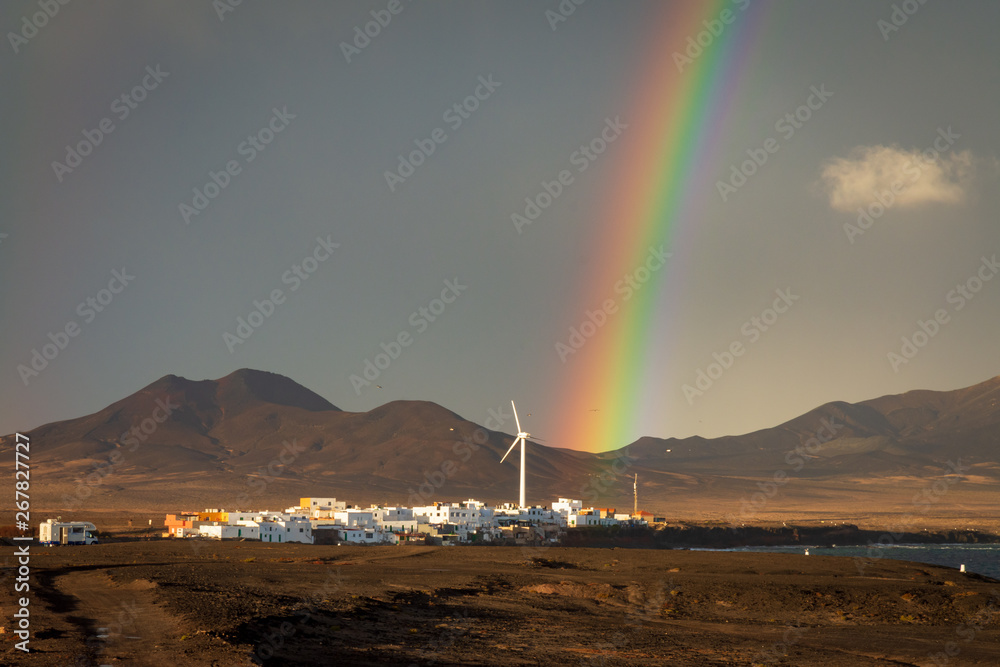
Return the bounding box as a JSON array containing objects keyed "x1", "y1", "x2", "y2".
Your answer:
[{"x1": 39, "y1": 519, "x2": 99, "y2": 545}]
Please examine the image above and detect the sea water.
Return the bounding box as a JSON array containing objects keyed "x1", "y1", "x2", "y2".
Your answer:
[{"x1": 711, "y1": 544, "x2": 1000, "y2": 580}]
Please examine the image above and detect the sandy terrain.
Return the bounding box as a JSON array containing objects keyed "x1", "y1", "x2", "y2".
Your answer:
[{"x1": 3, "y1": 539, "x2": 1000, "y2": 666}]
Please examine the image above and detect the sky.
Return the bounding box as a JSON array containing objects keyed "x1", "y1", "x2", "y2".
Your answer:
[{"x1": 2, "y1": 0, "x2": 998, "y2": 453}]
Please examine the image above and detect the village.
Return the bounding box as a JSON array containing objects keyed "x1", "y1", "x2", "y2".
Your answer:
[{"x1": 162, "y1": 496, "x2": 663, "y2": 546}]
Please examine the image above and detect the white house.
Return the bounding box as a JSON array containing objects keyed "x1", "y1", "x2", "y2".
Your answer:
[
  {"x1": 261, "y1": 510, "x2": 309, "y2": 521},
  {"x1": 173, "y1": 527, "x2": 202, "y2": 538},
  {"x1": 413, "y1": 501, "x2": 494, "y2": 530},
  {"x1": 553, "y1": 498, "x2": 583, "y2": 516},
  {"x1": 293, "y1": 497, "x2": 347, "y2": 517},
  {"x1": 412, "y1": 501, "x2": 500, "y2": 542},
  {"x1": 338, "y1": 528, "x2": 397, "y2": 544},
  {"x1": 371, "y1": 507, "x2": 419, "y2": 534},
  {"x1": 495, "y1": 505, "x2": 559, "y2": 526},
  {"x1": 334, "y1": 509, "x2": 376, "y2": 528},
  {"x1": 257, "y1": 518, "x2": 313, "y2": 544},
  {"x1": 373, "y1": 506, "x2": 414, "y2": 522},
  {"x1": 567, "y1": 513, "x2": 618, "y2": 527},
  {"x1": 200, "y1": 522, "x2": 260, "y2": 540}
]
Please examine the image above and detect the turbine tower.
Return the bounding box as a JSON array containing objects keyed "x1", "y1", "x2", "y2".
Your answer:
[
  {"x1": 633, "y1": 474, "x2": 638, "y2": 517},
  {"x1": 500, "y1": 400, "x2": 530, "y2": 508}
]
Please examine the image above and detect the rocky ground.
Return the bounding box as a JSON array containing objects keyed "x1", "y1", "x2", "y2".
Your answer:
[{"x1": 3, "y1": 539, "x2": 1000, "y2": 666}]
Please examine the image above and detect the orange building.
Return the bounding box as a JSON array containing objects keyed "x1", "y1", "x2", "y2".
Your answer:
[{"x1": 163, "y1": 512, "x2": 203, "y2": 537}]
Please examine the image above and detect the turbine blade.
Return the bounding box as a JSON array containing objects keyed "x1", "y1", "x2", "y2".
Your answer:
[
  {"x1": 500, "y1": 437, "x2": 519, "y2": 463},
  {"x1": 511, "y1": 400, "x2": 522, "y2": 433}
]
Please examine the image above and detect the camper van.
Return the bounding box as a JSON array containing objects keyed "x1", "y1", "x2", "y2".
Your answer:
[{"x1": 39, "y1": 519, "x2": 99, "y2": 546}]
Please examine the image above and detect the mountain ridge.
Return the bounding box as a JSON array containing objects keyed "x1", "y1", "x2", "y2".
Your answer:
[{"x1": 3, "y1": 370, "x2": 998, "y2": 514}]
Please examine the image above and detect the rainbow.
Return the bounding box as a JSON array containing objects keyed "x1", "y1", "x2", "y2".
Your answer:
[{"x1": 554, "y1": 0, "x2": 769, "y2": 452}]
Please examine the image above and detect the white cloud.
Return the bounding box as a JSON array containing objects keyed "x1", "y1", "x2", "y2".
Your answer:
[{"x1": 819, "y1": 144, "x2": 977, "y2": 213}]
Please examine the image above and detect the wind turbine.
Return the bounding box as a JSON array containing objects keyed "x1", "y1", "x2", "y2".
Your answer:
[{"x1": 500, "y1": 400, "x2": 530, "y2": 508}]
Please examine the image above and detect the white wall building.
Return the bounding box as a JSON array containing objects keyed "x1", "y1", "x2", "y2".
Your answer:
[
  {"x1": 553, "y1": 498, "x2": 583, "y2": 515},
  {"x1": 495, "y1": 505, "x2": 561, "y2": 526},
  {"x1": 338, "y1": 528, "x2": 397, "y2": 544},
  {"x1": 373, "y1": 506, "x2": 414, "y2": 522},
  {"x1": 257, "y1": 518, "x2": 313, "y2": 544},
  {"x1": 334, "y1": 510, "x2": 376, "y2": 528},
  {"x1": 372, "y1": 508, "x2": 419, "y2": 534},
  {"x1": 180, "y1": 494, "x2": 629, "y2": 546},
  {"x1": 200, "y1": 522, "x2": 260, "y2": 540},
  {"x1": 413, "y1": 502, "x2": 494, "y2": 529},
  {"x1": 567, "y1": 513, "x2": 617, "y2": 527},
  {"x1": 291, "y1": 497, "x2": 347, "y2": 517},
  {"x1": 306, "y1": 497, "x2": 347, "y2": 511},
  {"x1": 412, "y1": 501, "x2": 500, "y2": 542}
]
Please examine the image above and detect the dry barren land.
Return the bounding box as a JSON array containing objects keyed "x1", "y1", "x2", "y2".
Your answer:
[{"x1": 3, "y1": 541, "x2": 1000, "y2": 666}]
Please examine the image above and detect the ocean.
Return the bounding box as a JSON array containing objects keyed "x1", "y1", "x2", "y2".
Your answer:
[{"x1": 709, "y1": 544, "x2": 1000, "y2": 580}]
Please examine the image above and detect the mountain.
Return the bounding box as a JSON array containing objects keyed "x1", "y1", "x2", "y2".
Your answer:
[
  {"x1": 2, "y1": 370, "x2": 998, "y2": 518},
  {"x1": 625, "y1": 376, "x2": 1000, "y2": 475}
]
